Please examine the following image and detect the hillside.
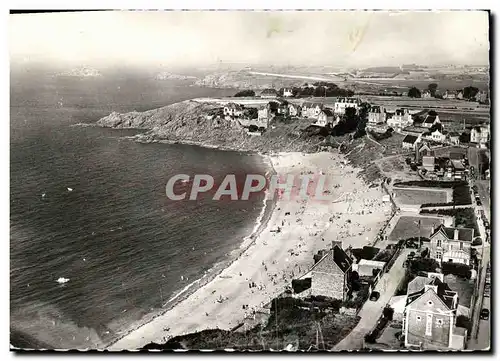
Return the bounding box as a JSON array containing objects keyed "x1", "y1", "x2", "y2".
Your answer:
[{"x1": 96, "y1": 100, "x2": 321, "y2": 153}]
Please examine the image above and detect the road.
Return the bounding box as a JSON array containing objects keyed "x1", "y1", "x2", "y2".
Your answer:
[
  {"x1": 333, "y1": 249, "x2": 410, "y2": 351},
  {"x1": 466, "y1": 177, "x2": 491, "y2": 350},
  {"x1": 475, "y1": 180, "x2": 491, "y2": 222}
]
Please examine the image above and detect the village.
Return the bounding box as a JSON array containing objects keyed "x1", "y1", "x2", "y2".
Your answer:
[{"x1": 153, "y1": 83, "x2": 491, "y2": 351}]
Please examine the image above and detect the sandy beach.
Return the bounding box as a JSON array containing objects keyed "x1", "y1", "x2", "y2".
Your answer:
[{"x1": 108, "y1": 151, "x2": 392, "y2": 350}]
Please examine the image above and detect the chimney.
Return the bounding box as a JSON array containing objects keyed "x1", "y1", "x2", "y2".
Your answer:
[
  {"x1": 430, "y1": 226, "x2": 435, "y2": 235},
  {"x1": 332, "y1": 240, "x2": 343, "y2": 250},
  {"x1": 454, "y1": 229, "x2": 459, "y2": 240}
]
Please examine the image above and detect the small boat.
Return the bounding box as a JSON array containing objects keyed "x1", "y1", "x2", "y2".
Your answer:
[
  {"x1": 67, "y1": 188, "x2": 73, "y2": 192},
  {"x1": 57, "y1": 277, "x2": 70, "y2": 284},
  {"x1": 41, "y1": 193, "x2": 46, "y2": 198}
]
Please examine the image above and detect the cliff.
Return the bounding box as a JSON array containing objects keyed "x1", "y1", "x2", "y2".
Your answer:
[{"x1": 96, "y1": 100, "x2": 320, "y2": 153}]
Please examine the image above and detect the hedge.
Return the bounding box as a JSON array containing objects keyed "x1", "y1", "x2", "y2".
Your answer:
[
  {"x1": 394, "y1": 180, "x2": 467, "y2": 189},
  {"x1": 420, "y1": 208, "x2": 480, "y2": 236},
  {"x1": 441, "y1": 262, "x2": 472, "y2": 279}
]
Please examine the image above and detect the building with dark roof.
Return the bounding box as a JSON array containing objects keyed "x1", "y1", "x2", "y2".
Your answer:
[
  {"x1": 259, "y1": 88, "x2": 278, "y2": 99},
  {"x1": 403, "y1": 275, "x2": 465, "y2": 350},
  {"x1": 402, "y1": 134, "x2": 421, "y2": 150},
  {"x1": 429, "y1": 224, "x2": 474, "y2": 265},
  {"x1": 310, "y1": 244, "x2": 352, "y2": 301},
  {"x1": 422, "y1": 114, "x2": 441, "y2": 128},
  {"x1": 368, "y1": 105, "x2": 387, "y2": 124}
]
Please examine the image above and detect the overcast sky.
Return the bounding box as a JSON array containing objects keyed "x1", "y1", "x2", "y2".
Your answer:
[{"x1": 10, "y1": 10, "x2": 490, "y2": 69}]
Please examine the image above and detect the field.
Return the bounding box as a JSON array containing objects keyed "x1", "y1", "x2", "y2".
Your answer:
[
  {"x1": 388, "y1": 216, "x2": 445, "y2": 242},
  {"x1": 393, "y1": 188, "x2": 449, "y2": 205},
  {"x1": 444, "y1": 274, "x2": 474, "y2": 307}
]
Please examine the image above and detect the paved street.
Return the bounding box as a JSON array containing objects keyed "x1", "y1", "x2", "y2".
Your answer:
[{"x1": 333, "y1": 249, "x2": 410, "y2": 350}]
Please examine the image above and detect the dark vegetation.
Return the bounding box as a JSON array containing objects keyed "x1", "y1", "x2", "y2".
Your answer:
[
  {"x1": 368, "y1": 127, "x2": 394, "y2": 141},
  {"x1": 351, "y1": 246, "x2": 380, "y2": 262},
  {"x1": 420, "y1": 208, "x2": 480, "y2": 236},
  {"x1": 441, "y1": 262, "x2": 472, "y2": 279},
  {"x1": 292, "y1": 278, "x2": 312, "y2": 294},
  {"x1": 142, "y1": 296, "x2": 360, "y2": 350},
  {"x1": 408, "y1": 87, "x2": 421, "y2": 98},
  {"x1": 234, "y1": 90, "x2": 255, "y2": 97}
]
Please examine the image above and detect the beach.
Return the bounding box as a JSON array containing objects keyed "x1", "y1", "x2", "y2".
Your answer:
[{"x1": 108, "y1": 151, "x2": 392, "y2": 350}]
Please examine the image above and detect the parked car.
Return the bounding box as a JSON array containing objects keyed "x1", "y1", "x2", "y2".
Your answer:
[
  {"x1": 477, "y1": 200, "x2": 482, "y2": 206},
  {"x1": 407, "y1": 252, "x2": 416, "y2": 260},
  {"x1": 484, "y1": 284, "x2": 490, "y2": 298},
  {"x1": 480, "y1": 308, "x2": 490, "y2": 320},
  {"x1": 369, "y1": 291, "x2": 380, "y2": 301}
]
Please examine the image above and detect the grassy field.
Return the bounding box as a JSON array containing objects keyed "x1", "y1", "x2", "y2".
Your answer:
[
  {"x1": 388, "y1": 216, "x2": 444, "y2": 242},
  {"x1": 444, "y1": 274, "x2": 474, "y2": 307},
  {"x1": 393, "y1": 188, "x2": 449, "y2": 205}
]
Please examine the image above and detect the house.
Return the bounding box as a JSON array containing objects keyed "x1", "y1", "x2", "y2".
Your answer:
[
  {"x1": 402, "y1": 134, "x2": 421, "y2": 150},
  {"x1": 456, "y1": 90, "x2": 464, "y2": 100},
  {"x1": 443, "y1": 90, "x2": 457, "y2": 99},
  {"x1": 386, "y1": 108, "x2": 413, "y2": 129},
  {"x1": 422, "y1": 113, "x2": 441, "y2": 128},
  {"x1": 422, "y1": 156, "x2": 436, "y2": 172},
  {"x1": 368, "y1": 106, "x2": 386, "y2": 124},
  {"x1": 470, "y1": 125, "x2": 490, "y2": 148},
  {"x1": 403, "y1": 276, "x2": 466, "y2": 350},
  {"x1": 310, "y1": 244, "x2": 352, "y2": 301},
  {"x1": 268, "y1": 99, "x2": 289, "y2": 116},
  {"x1": 416, "y1": 143, "x2": 434, "y2": 163},
  {"x1": 315, "y1": 108, "x2": 334, "y2": 127},
  {"x1": 334, "y1": 97, "x2": 360, "y2": 115},
  {"x1": 283, "y1": 88, "x2": 294, "y2": 97},
  {"x1": 301, "y1": 102, "x2": 324, "y2": 118},
  {"x1": 429, "y1": 225, "x2": 474, "y2": 265},
  {"x1": 260, "y1": 88, "x2": 278, "y2": 99},
  {"x1": 288, "y1": 103, "x2": 300, "y2": 117},
  {"x1": 423, "y1": 129, "x2": 447, "y2": 143},
  {"x1": 355, "y1": 259, "x2": 386, "y2": 277},
  {"x1": 447, "y1": 132, "x2": 460, "y2": 145},
  {"x1": 223, "y1": 103, "x2": 245, "y2": 118},
  {"x1": 257, "y1": 107, "x2": 271, "y2": 128},
  {"x1": 475, "y1": 91, "x2": 488, "y2": 103},
  {"x1": 422, "y1": 90, "x2": 432, "y2": 99},
  {"x1": 446, "y1": 159, "x2": 466, "y2": 180}
]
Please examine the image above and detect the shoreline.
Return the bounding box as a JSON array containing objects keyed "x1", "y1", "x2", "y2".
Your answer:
[
  {"x1": 108, "y1": 151, "x2": 392, "y2": 350},
  {"x1": 99, "y1": 153, "x2": 278, "y2": 349}
]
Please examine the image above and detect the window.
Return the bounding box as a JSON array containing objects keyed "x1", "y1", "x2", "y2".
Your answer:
[
  {"x1": 437, "y1": 240, "x2": 442, "y2": 248},
  {"x1": 436, "y1": 252, "x2": 442, "y2": 259},
  {"x1": 448, "y1": 259, "x2": 453, "y2": 263},
  {"x1": 460, "y1": 242, "x2": 464, "y2": 250},
  {"x1": 436, "y1": 319, "x2": 443, "y2": 328},
  {"x1": 416, "y1": 315, "x2": 422, "y2": 322},
  {"x1": 427, "y1": 301, "x2": 434, "y2": 306},
  {"x1": 426, "y1": 314, "x2": 433, "y2": 336}
]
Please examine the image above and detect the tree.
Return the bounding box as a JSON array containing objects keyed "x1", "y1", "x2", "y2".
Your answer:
[
  {"x1": 428, "y1": 83, "x2": 438, "y2": 97},
  {"x1": 234, "y1": 90, "x2": 255, "y2": 97},
  {"x1": 463, "y1": 86, "x2": 479, "y2": 100},
  {"x1": 408, "y1": 87, "x2": 422, "y2": 98},
  {"x1": 459, "y1": 132, "x2": 470, "y2": 144}
]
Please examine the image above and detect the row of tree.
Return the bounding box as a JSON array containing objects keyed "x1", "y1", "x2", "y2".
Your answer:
[
  {"x1": 407, "y1": 84, "x2": 481, "y2": 100},
  {"x1": 234, "y1": 82, "x2": 355, "y2": 98}
]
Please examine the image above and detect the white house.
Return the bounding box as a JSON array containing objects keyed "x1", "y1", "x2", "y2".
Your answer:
[
  {"x1": 422, "y1": 113, "x2": 441, "y2": 128},
  {"x1": 301, "y1": 102, "x2": 323, "y2": 118},
  {"x1": 470, "y1": 125, "x2": 490, "y2": 148},
  {"x1": 422, "y1": 90, "x2": 432, "y2": 99},
  {"x1": 315, "y1": 108, "x2": 334, "y2": 127},
  {"x1": 402, "y1": 134, "x2": 421, "y2": 150},
  {"x1": 424, "y1": 129, "x2": 447, "y2": 143},
  {"x1": 368, "y1": 106, "x2": 386, "y2": 124},
  {"x1": 334, "y1": 97, "x2": 360, "y2": 115},
  {"x1": 283, "y1": 88, "x2": 294, "y2": 97},
  {"x1": 386, "y1": 108, "x2": 413, "y2": 129},
  {"x1": 223, "y1": 103, "x2": 244, "y2": 117},
  {"x1": 287, "y1": 103, "x2": 300, "y2": 117}
]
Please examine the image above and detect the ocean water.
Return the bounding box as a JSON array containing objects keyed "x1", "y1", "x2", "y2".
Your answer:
[{"x1": 10, "y1": 70, "x2": 270, "y2": 348}]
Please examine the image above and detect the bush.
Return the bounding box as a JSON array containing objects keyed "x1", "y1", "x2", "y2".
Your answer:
[
  {"x1": 234, "y1": 90, "x2": 255, "y2": 97},
  {"x1": 248, "y1": 124, "x2": 259, "y2": 133},
  {"x1": 408, "y1": 258, "x2": 439, "y2": 274},
  {"x1": 383, "y1": 306, "x2": 394, "y2": 321},
  {"x1": 351, "y1": 246, "x2": 380, "y2": 261},
  {"x1": 292, "y1": 278, "x2": 312, "y2": 294},
  {"x1": 441, "y1": 262, "x2": 472, "y2": 279},
  {"x1": 394, "y1": 180, "x2": 466, "y2": 189},
  {"x1": 456, "y1": 315, "x2": 472, "y2": 332},
  {"x1": 452, "y1": 183, "x2": 472, "y2": 205}
]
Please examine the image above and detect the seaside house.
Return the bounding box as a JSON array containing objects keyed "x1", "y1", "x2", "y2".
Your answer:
[
  {"x1": 260, "y1": 88, "x2": 279, "y2": 99},
  {"x1": 315, "y1": 108, "x2": 334, "y2": 127},
  {"x1": 402, "y1": 134, "x2": 421, "y2": 150},
  {"x1": 301, "y1": 102, "x2": 324, "y2": 118},
  {"x1": 334, "y1": 97, "x2": 360, "y2": 115},
  {"x1": 423, "y1": 129, "x2": 447, "y2": 143},
  {"x1": 422, "y1": 156, "x2": 436, "y2": 172},
  {"x1": 283, "y1": 88, "x2": 294, "y2": 97},
  {"x1": 475, "y1": 91, "x2": 488, "y2": 103},
  {"x1": 443, "y1": 90, "x2": 458, "y2": 100},
  {"x1": 386, "y1": 108, "x2": 413, "y2": 129},
  {"x1": 470, "y1": 125, "x2": 490, "y2": 148},
  {"x1": 310, "y1": 244, "x2": 352, "y2": 301},
  {"x1": 402, "y1": 275, "x2": 466, "y2": 350},
  {"x1": 422, "y1": 113, "x2": 441, "y2": 128},
  {"x1": 422, "y1": 90, "x2": 432, "y2": 99},
  {"x1": 257, "y1": 107, "x2": 272, "y2": 128},
  {"x1": 368, "y1": 106, "x2": 387, "y2": 124},
  {"x1": 415, "y1": 142, "x2": 434, "y2": 163},
  {"x1": 447, "y1": 132, "x2": 461, "y2": 145},
  {"x1": 287, "y1": 103, "x2": 300, "y2": 117},
  {"x1": 444, "y1": 159, "x2": 466, "y2": 180},
  {"x1": 223, "y1": 103, "x2": 245, "y2": 118},
  {"x1": 355, "y1": 259, "x2": 386, "y2": 277},
  {"x1": 429, "y1": 225, "x2": 474, "y2": 265}
]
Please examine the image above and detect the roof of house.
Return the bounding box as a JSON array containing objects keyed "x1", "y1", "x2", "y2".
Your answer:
[
  {"x1": 449, "y1": 152, "x2": 464, "y2": 160},
  {"x1": 430, "y1": 224, "x2": 474, "y2": 242},
  {"x1": 406, "y1": 276, "x2": 456, "y2": 310},
  {"x1": 451, "y1": 159, "x2": 465, "y2": 170},
  {"x1": 395, "y1": 109, "x2": 407, "y2": 116},
  {"x1": 403, "y1": 134, "x2": 419, "y2": 144},
  {"x1": 310, "y1": 244, "x2": 353, "y2": 274},
  {"x1": 302, "y1": 102, "x2": 323, "y2": 108},
  {"x1": 423, "y1": 115, "x2": 438, "y2": 124},
  {"x1": 225, "y1": 102, "x2": 244, "y2": 110},
  {"x1": 369, "y1": 106, "x2": 384, "y2": 113},
  {"x1": 407, "y1": 276, "x2": 433, "y2": 296},
  {"x1": 321, "y1": 108, "x2": 334, "y2": 117},
  {"x1": 358, "y1": 259, "x2": 386, "y2": 268}
]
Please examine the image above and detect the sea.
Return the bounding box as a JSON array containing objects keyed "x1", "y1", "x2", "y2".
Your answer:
[{"x1": 10, "y1": 69, "x2": 272, "y2": 349}]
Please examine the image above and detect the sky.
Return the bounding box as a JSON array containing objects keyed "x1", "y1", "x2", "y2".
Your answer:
[{"x1": 9, "y1": 10, "x2": 490, "y2": 69}]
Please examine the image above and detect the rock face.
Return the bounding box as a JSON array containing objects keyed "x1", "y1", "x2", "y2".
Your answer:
[{"x1": 96, "y1": 100, "x2": 319, "y2": 153}]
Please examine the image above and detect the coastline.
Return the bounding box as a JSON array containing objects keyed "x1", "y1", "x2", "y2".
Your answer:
[
  {"x1": 98, "y1": 153, "x2": 278, "y2": 349},
  {"x1": 108, "y1": 151, "x2": 392, "y2": 350}
]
